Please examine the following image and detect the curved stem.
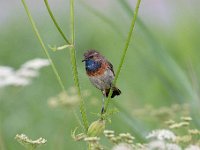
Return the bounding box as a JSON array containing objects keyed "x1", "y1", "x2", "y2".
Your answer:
[
  {"x1": 43, "y1": 0, "x2": 89, "y2": 132},
  {"x1": 70, "y1": 0, "x2": 89, "y2": 132},
  {"x1": 21, "y1": 0, "x2": 66, "y2": 92},
  {"x1": 104, "y1": 0, "x2": 142, "y2": 113},
  {"x1": 44, "y1": 0, "x2": 71, "y2": 44}
]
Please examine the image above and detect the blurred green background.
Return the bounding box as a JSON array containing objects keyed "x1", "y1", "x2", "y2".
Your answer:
[{"x1": 0, "y1": 0, "x2": 200, "y2": 149}]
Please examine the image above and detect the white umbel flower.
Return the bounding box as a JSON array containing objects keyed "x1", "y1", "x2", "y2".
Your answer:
[
  {"x1": 15, "y1": 133, "x2": 47, "y2": 149},
  {"x1": 146, "y1": 129, "x2": 176, "y2": 141},
  {"x1": 22, "y1": 58, "x2": 50, "y2": 70},
  {"x1": 0, "y1": 58, "x2": 49, "y2": 88},
  {"x1": 166, "y1": 143, "x2": 181, "y2": 150},
  {"x1": 147, "y1": 140, "x2": 165, "y2": 150},
  {"x1": 147, "y1": 141, "x2": 181, "y2": 150},
  {"x1": 0, "y1": 66, "x2": 30, "y2": 87},
  {"x1": 16, "y1": 68, "x2": 39, "y2": 78},
  {"x1": 5, "y1": 75, "x2": 31, "y2": 86},
  {"x1": 0, "y1": 66, "x2": 14, "y2": 77},
  {"x1": 112, "y1": 143, "x2": 133, "y2": 150},
  {"x1": 185, "y1": 145, "x2": 200, "y2": 150},
  {"x1": 15, "y1": 134, "x2": 47, "y2": 144}
]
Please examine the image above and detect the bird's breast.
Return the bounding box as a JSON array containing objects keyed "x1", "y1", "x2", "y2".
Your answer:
[
  {"x1": 88, "y1": 68, "x2": 114, "y2": 90},
  {"x1": 86, "y1": 61, "x2": 108, "y2": 77}
]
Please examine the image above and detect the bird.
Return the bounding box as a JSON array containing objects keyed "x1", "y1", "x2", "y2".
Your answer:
[{"x1": 82, "y1": 50, "x2": 121, "y2": 113}]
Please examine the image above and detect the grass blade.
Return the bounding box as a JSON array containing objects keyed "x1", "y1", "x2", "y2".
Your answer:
[
  {"x1": 104, "y1": 0, "x2": 142, "y2": 113},
  {"x1": 70, "y1": 0, "x2": 89, "y2": 132}
]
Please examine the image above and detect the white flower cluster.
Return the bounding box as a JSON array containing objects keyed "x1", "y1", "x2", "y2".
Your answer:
[
  {"x1": 147, "y1": 140, "x2": 181, "y2": 150},
  {"x1": 15, "y1": 134, "x2": 47, "y2": 144},
  {"x1": 112, "y1": 143, "x2": 133, "y2": 150},
  {"x1": 0, "y1": 58, "x2": 50, "y2": 88},
  {"x1": 185, "y1": 145, "x2": 200, "y2": 150},
  {"x1": 145, "y1": 129, "x2": 180, "y2": 150},
  {"x1": 146, "y1": 129, "x2": 176, "y2": 141},
  {"x1": 15, "y1": 133, "x2": 47, "y2": 149}
]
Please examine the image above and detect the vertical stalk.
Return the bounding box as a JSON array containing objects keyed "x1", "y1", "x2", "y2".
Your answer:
[
  {"x1": 70, "y1": 0, "x2": 89, "y2": 132},
  {"x1": 70, "y1": 0, "x2": 75, "y2": 45},
  {"x1": 21, "y1": 0, "x2": 66, "y2": 92},
  {"x1": 0, "y1": 134, "x2": 5, "y2": 150},
  {"x1": 104, "y1": 0, "x2": 142, "y2": 113},
  {"x1": 43, "y1": 0, "x2": 89, "y2": 132}
]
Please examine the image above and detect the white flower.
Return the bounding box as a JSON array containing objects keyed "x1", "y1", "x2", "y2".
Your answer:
[
  {"x1": 147, "y1": 141, "x2": 181, "y2": 150},
  {"x1": 5, "y1": 75, "x2": 31, "y2": 86},
  {"x1": 21, "y1": 58, "x2": 50, "y2": 70},
  {"x1": 166, "y1": 143, "x2": 181, "y2": 150},
  {"x1": 185, "y1": 145, "x2": 200, "y2": 150},
  {"x1": 112, "y1": 143, "x2": 133, "y2": 150},
  {"x1": 0, "y1": 58, "x2": 49, "y2": 88},
  {"x1": 147, "y1": 140, "x2": 165, "y2": 150},
  {"x1": 0, "y1": 66, "x2": 13, "y2": 87},
  {"x1": 0, "y1": 66, "x2": 14, "y2": 78},
  {"x1": 146, "y1": 129, "x2": 176, "y2": 141},
  {"x1": 15, "y1": 133, "x2": 47, "y2": 149},
  {"x1": 16, "y1": 68, "x2": 38, "y2": 78},
  {"x1": 0, "y1": 78, "x2": 9, "y2": 87},
  {"x1": 15, "y1": 134, "x2": 47, "y2": 144}
]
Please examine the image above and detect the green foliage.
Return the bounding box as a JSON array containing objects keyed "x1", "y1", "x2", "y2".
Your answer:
[{"x1": 0, "y1": 0, "x2": 200, "y2": 149}]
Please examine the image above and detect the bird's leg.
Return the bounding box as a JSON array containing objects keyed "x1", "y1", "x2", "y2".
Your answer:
[{"x1": 101, "y1": 90, "x2": 106, "y2": 114}]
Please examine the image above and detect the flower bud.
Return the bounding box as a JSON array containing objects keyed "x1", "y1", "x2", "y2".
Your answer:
[{"x1": 87, "y1": 119, "x2": 106, "y2": 137}]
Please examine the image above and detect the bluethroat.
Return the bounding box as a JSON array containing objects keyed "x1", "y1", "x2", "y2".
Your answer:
[{"x1": 82, "y1": 50, "x2": 121, "y2": 113}]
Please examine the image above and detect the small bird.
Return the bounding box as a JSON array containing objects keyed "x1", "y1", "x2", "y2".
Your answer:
[{"x1": 82, "y1": 50, "x2": 121, "y2": 113}]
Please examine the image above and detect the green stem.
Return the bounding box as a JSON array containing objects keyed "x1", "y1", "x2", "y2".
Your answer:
[
  {"x1": 0, "y1": 133, "x2": 5, "y2": 150},
  {"x1": 44, "y1": 0, "x2": 71, "y2": 45},
  {"x1": 43, "y1": 0, "x2": 89, "y2": 132},
  {"x1": 70, "y1": 0, "x2": 75, "y2": 45},
  {"x1": 104, "y1": 0, "x2": 142, "y2": 113},
  {"x1": 21, "y1": 0, "x2": 66, "y2": 92},
  {"x1": 70, "y1": 0, "x2": 89, "y2": 132}
]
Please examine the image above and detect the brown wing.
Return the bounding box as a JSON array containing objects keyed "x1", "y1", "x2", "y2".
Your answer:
[{"x1": 106, "y1": 60, "x2": 115, "y2": 76}]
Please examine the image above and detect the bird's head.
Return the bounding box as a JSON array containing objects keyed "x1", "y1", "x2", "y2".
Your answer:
[{"x1": 82, "y1": 50, "x2": 101, "y2": 62}]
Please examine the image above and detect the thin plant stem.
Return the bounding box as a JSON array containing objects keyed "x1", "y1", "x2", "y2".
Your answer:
[
  {"x1": 70, "y1": 0, "x2": 75, "y2": 45},
  {"x1": 118, "y1": 0, "x2": 200, "y2": 127},
  {"x1": 104, "y1": 0, "x2": 142, "y2": 113},
  {"x1": 0, "y1": 134, "x2": 5, "y2": 150},
  {"x1": 70, "y1": 0, "x2": 89, "y2": 132},
  {"x1": 43, "y1": 0, "x2": 89, "y2": 132},
  {"x1": 21, "y1": 0, "x2": 66, "y2": 92},
  {"x1": 44, "y1": 0, "x2": 71, "y2": 45}
]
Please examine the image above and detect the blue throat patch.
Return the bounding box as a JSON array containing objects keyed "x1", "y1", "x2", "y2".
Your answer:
[{"x1": 85, "y1": 59, "x2": 101, "y2": 72}]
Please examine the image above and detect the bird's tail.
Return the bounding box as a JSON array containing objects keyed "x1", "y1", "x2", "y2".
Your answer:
[{"x1": 105, "y1": 87, "x2": 121, "y2": 98}]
